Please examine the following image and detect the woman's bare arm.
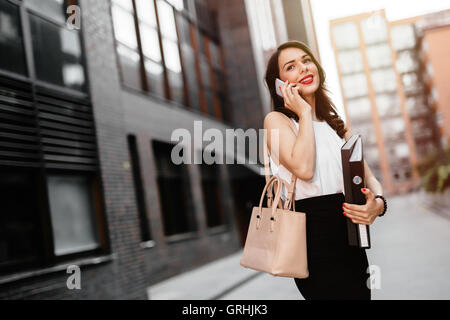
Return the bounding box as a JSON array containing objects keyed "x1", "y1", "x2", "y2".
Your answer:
[{"x1": 264, "y1": 110, "x2": 316, "y2": 180}]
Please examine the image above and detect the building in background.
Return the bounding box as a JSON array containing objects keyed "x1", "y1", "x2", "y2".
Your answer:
[
  {"x1": 330, "y1": 9, "x2": 446, "y2": 195},
  {"x1": 0, "y1": 0, "x2": 318, "y2": 299},
  {"x1": 415, "y1": 9, "x2": 450, "y2": 149}
]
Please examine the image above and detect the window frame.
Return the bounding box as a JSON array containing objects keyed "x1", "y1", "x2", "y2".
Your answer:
[
  {"x1": 0, "y1": 0, "x2": 109, "y2": 276},
  {"x1": 109, "y1": 0, "x2": 229, "y2": 122}
]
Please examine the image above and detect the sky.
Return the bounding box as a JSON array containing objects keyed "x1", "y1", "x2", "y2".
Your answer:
[{"x1": 309, "y1": 0, "x2": 450, "y2": 120}]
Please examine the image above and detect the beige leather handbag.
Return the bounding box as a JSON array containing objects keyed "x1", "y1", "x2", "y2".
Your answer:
[
  {"x1": 240, "y1": 129, "x2": 308, "y2": 278},
  {"x1": 240, "y1": 175, "x2": 309, "y2": 278}
]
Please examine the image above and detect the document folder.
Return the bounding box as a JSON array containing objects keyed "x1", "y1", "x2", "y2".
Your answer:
[{"x1": 341, "y1": 135, "x2": 371, "y2": 249}]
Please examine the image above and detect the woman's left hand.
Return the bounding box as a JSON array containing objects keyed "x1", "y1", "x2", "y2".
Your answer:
[{"x1": 342, "y1": 188, "x2": 384, "y2": 225}]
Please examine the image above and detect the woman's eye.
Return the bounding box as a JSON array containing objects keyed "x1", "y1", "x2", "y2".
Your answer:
[
  {"x1": 287, "y1": 65, "x2": 294, "y2": 71},
  {"x1": 304, "y1": 58, "x2": 311, "y2": 63}
]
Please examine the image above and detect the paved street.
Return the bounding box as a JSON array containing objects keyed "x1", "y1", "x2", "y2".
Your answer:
[{"x1": 148, "y1": 191, "x2": 450, "y2": 300}]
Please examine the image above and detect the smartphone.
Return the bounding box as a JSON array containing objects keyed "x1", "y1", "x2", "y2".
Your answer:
[{"x1": 275, "y1": 78, "x2": 284, "y2": 98}]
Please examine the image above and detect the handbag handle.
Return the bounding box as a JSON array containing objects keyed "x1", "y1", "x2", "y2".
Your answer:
[
  {"x1": 257, "y1": 176, "x2": 288, "y2": 218},
  {"x1": 263, "y1": 127, "x2": 297, "y2": 210}
]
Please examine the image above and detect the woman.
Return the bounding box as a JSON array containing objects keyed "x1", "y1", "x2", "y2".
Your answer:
[{"x1": 264, "y1": 40, "x2": 387, "y2": 300}]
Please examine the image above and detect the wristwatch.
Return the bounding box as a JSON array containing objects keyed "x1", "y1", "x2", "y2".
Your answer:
[{"x1": 375, "y1": 195, "x2": 387, "y2": 217}]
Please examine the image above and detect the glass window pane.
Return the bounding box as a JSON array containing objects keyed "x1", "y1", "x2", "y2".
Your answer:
[
  {"x1": 391, "y1": 24, "x2": 416, "y2": 51},
  {"x1": 201, "y1": 163, "x2": 224, "y2": 228},
  {"x1": 111, "y1": 0, "x2": 134, "y2": 12},
  {"x1": 156, "y1": 0, "x2": 178, "y2": 41},
  {"x1": 144, "y1": 59, "x2": 165, "y2": 97},
  {"x1": 199, "y1": 57, "x2": 211, "y2": 88},
  {"x1": 371, "y1": 68, "x2": 397, "y2": 93},
  {"x1": 204, "y1": 87, "x2": 214, "y2": 115},
  {"x1": 168, "y1": 0, "x2": 184, "y2": 11},
  {"x1": 47, "y1": 175, "x2": 100, "y2": 256},
  {"x1": 396, "y1": 50, "x2": 418, "y2": 73},
  {"x1": 176, "y1": 14, "x2": 191, "y2": 45},
  {"x1": 338, "y1": 49, "x2": 363, "y2": 74},
  {"x1": 366, "y1": 44, "x2": 392, "y2": 69},
  {"x1": 30, "y1": 14, "x2": 87, "y2": 91},
  {"x1": 25, "y1": 0, "x2": 68, "y2": 23},
  {"x1": 136, "y1": 0, "x2": 157, "y2": 27},
  {"x1": 152, "y1": 141, "x2": 196, "y2": 236},
  {"x1": 117, "y1": 43, "x2": 142, "y2": 90},
  {"x1": 332, "y1": 22, "x2": 359, "y2": 50},
  {"x1": 381, "y1": 117, "x2": 405, "y2": 141},
  {"x1": 167, "y1": 69, "x2": 185, "y2": 105},
  {"x1": 341, "y1": 73, "x2": 368, "y2": 99},
  {"x1": 352, "y1": 122, "x2": 377, "y2": 146},
  {"x1": 209, "y1": 41, "x2": 222, "y2": 69},
  {"x1": 346, "y1": 97, "x2": 372, "y2": 121},
  {"x1": 365, "y1": 146, "x2": 381, "y2": 166},
  {"x1": 0, "y1": 1, "x2": 27, "y2": 75},
  {"x1": 0, "y1": 170, "x2": 41, "y2": 269},
  {"x1": 402, "y1": 73, "x2": 421, "y2": 93},
  {"x1": 361, "y1": 13, "x2": 388, "y2": 45},
  {"x1": 405, "y1": 96, "x2": 425, "y2": 116},
  {"x1": 376, "y1": 94, "x2": 401, "y2": 118},
  {"x1": 111, "y1": 5, "x2": 138, "y2": 49},
  {"x1": 162, "y1": 38, "x2": 181, "y2": 72},
  {"x1": 181, "y1": 47, "x2": 200, "y2": 110},
  {"x1": 140, "y1": 24, "x2": 161, "y2": 61}
]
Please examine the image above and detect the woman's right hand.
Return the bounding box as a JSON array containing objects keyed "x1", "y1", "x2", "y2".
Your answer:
[{"x1": 280, "y1": 80, "x2": 312, "y2": 117}]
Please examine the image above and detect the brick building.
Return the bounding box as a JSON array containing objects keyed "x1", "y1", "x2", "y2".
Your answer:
[{"x1": 0, "y1": 0, "x2": 318, "y2": 299}]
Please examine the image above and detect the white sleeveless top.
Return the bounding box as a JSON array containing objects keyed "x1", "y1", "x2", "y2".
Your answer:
[{"x1": 269, "y1": 119, "x2": 346, "y2": 201}]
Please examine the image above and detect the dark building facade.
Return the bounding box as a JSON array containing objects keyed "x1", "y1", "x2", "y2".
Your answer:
[{"x1": 0, "y1": 0, "x2": 265, "y2": 299}]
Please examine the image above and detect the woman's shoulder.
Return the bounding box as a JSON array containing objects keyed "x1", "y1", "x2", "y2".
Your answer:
[{"x1": 264, "y1": 111, "x2": 295, "y2": 129}]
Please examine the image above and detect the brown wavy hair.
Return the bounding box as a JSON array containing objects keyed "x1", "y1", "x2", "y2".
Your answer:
[{"x1": 264, "y1": 40, "x2": 347, "y2": 139}]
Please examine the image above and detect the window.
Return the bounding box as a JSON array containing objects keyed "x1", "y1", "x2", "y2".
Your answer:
[
  {"x1": 200, "y1": 158, "x2": 225, "y2": 228},
  {"x1": 136, "y1": 0, "x2": 165, "y2": 97},
  {"x1": 0, "y1": 169, "x2": 42, "y2": 273},
  {"x1": 332, "y1": 22, "x2": 360, "y2": 50},
  {"x1": 157, "y1": 0, "x2": 185, "y2": 105},
  {"x1": 371, "y1": 68, "x2": 397, "y2": 93},
  {"x1": 391, "y1": 24, "x2": 416, "y2": 51},
  {"x1": 111, "y1": 0, "x2": 144, "y2": 91},
  {"x1": 109, "y1": 0, "x2": 227, "y2": 121},
  {"x1": 361, "y1": 13, "x2": 388, "y2": 45},
  {"x1": 381, "y1": 117, "x2": 405, "y2": 141},
  {"x1": 376, "y1": 94, "x2": 401, "y2": 118},
  {"x1": 110, "y1": 0, "x2": 187, "y2": 102},
  {"x1": 346, "y1": 97, "x2": 372, "y2": 121},
  {"x1": 0, "y1": 1, "x2": 27, "y2": 75},
  {"x1": 0, "y1": 1, "x2": 107, "y2": 276},
  {"x1": 47, "y1": 175, "x2": 100, "y2": 256},
  {"x1": 127, "y1": 135, "x2": 153, "y2": 243},
  {"x1": 152, "y1": 140, "x2": 196, "y2": 237},
  {"x1": 366, "y1": 44, "x2": 392, "y2": 70},
  {"x1": 342, "y1": 73, "x2": 368, "y2": 99},
  {"x1": 30, "y1": 15, "x2": 87, "y2": 92},
  {"x1": 338, "y1": 50, "x2": 363, "y2": 75}
]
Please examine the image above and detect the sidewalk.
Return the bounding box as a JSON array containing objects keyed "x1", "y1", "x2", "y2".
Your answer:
[
  {"x1": 147, "y1": 250, "x2": 262, "y2": 300},
  {"x1": 147, "y1": 191, "x2": 450, "y2": 300}
]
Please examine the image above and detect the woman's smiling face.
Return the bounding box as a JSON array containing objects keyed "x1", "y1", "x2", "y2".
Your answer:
[{"x1": 278, "y1": 47, "x2": 320, "y2": 97}]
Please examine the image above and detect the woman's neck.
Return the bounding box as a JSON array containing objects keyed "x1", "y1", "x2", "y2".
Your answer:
[{"x1": 304, "y1": 94, "x2": 319, "y2": 121}]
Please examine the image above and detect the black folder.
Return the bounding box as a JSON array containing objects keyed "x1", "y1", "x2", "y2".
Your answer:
[{"x1": 341, "y1": 135, "x2": 371, "y2": 249}]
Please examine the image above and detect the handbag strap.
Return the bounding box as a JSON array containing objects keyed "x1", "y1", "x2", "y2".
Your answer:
[{"x1": 263, "y1": 127, "x2": 297, "y2": 211}]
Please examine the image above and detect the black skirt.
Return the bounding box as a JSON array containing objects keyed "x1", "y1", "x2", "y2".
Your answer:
[{"x1": 293, "y1": 192, "x2": 371, "y2": 300}]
